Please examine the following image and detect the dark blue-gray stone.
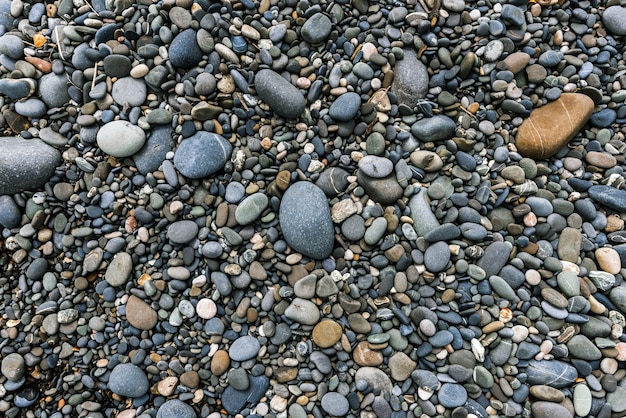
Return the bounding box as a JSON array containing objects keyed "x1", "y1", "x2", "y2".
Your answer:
[
  {"x1": 255, "y1": 69, "x2": 306, "y2": 119},
  {"x1": 38, "y1": 73, "x2": 70, "y2": 108},
  {"x1": 0, "y1": 195, "x2": 20, "y2": 228},
  {"x1": 134, "y1": 125, "x2": 172, "y2": 174},
  {"x1": 526, "y1": 359, "x2": 578, "y2": 388},
  {"x1": 516, "y1": 341, "x2": 540, "y2": 360},
  {"x1": 501, "y1": 4, "x2": 525, "y2": 26},
  {"x1": 229, "y1": 335, "x2": 261, "y2": 361},
  {"x1": 0, "y1": 0, "x2": 15, "y2": 32},
  {"x1": 0, "y1": 34, "x2": 23, "y2": 59},
  {"x1": 590, "y1": 108, "x2": 617, "y2": 128},
  {"x1": 602, "y1": 6, "x2": 626, "y2": 36},
  {"x1": 301, "y1": 13, "x2": 332, "y2": 43},
  {"x1": 0, "y1": 137, "x2": 61, "y2": 195},
  {"x1": 173, "y1": 132, "x2": 232, "y2": 178},
  {"x1": 169, "y1": 29, "x2": 203, "y2": 69},
  {"x1": 438, "y1": 383, "x2": 467, "y2": 408},
  {"x1": 279, "y1": 182, "x2": 334, "y2": 259},
  {"x1": 222, "y1": 375, "x2": 269, "y2": 415},
  {"x1": 429, "y1": 330, "x2": 453, "y2": 347},
  {"x1": 14, "y1": 98, "x2": 47, "y2": 117},
  {"x1": 357, "y1": 170, "x2": 404, "y2": 204},
  {"x1": 476, "y1": 241, "x2": 511, "y2": 278},
  {"x1": 108, "y1": 363, "x2": 149, "y2": 397},
  {"x1": 411, "y1": 369, "x2": 439, "y2": 390},
  {"x1": 0, "y1": 78, "x2": 34, "y2": 99},
  {"x1": 489, "y1": 339, "x2": 513, "y2": 366},
  {"x1": 538, "y1": 50, "x2": 562, "y2": 67},
  {"x1": 424, "y1": 223, "x2": 461, "y2": 242},
  {"x1": 156, "y1": 399, "x2": 197, "y2": 418},
  {"x1": 391, "y1": 49, "x2": 429, "y2": 106},
  {"x1": 411, "y1": 115, "x2": 456, "y2": 142},
  {"x1": 321, "y1": 392, "x2": 350, "y2": 416},
  {"x1": 588, "y1": 185, "x2": 626, "y2": 212},
  {"x1": 424, "y1": 241, "x2": 450, "y2": 273},
  {"x1": 316, "y1": 167, "x2": 349, "y2": 197},
  {"x1": 329, "y1": 92, "x2": 361, "y2": 121}
]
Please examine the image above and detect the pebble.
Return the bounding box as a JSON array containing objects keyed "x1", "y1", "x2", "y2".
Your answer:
[
  {"x1": 0, "y1": 137, "x2": 61, "y2": 194},
  {"x1": 156, "y1": 399, "x2": 197, "y2": 418},
  {"x1": 329, "y1": 92, "x2": 361, "y2": 121},
  {"x1": 0, "y1": 0, "x2": 625, "y2": 416},
  {"x1": 173, "y1": 132, "x2": 232, "y2": 179},
  {"x1": 602, "y1": 6, "x2": 626, "y2": 36},
  {"x1": 255, "y1": 69, "x2": 306, "y2": 119},
  {"x1": 515, "y1": 94, "x2": 594, "y2": 159},
  {"x1": 108, "y1": 363, "x2": 149, "y2": 398},
  {"x1": 391, "y1": 49, "x2": 429, "y2": 106},
  {"x1": 97, "y1": 121, "x2": 146, "y2": 158},
  {"x1": 279, "y1": 182, "x2": 334, "y2": 259}
]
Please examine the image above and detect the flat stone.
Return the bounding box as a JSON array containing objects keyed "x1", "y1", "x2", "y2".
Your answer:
[
  {"x1": 134, "y1": 125, "x2": 172, "y2": 174},
  {"x1": 211, "y1": 350, "x2": 230, "y2": 375},
  {"x1": 321, "y1": 392, "x2": 350, "y2": 416},
  {"x1": 411, "y1": 115, "x2": 456, "y2": 142},
  {"x1": 1, "y1": 353, "x2": 25, "y2": 382},
  {"x1": 279, "y1": 182, "x2": 334, "y2": 259},
  {"x1": 112, "y1": 77, "x2": 147, "y2": 107},
  {"x1": 169, "y1": 29, "x2": 203, "y2": 68},
  {"x1": 526, "y1": 359, "x2": 578, "y2": 388},
  {"x1": 38, "y1": 73, "x2": 70, "y2": 108},
  {"x1": 438, "y1": 383, "x2": 467, "y2": 408},
  {"x1": 156, "y1": 399, "x2": 197, "y2": 418},
  {"x1": 312, "y1": 320, "x2": 342, "y2": 348},
  {"x1": 235, "y1": 192, "x2": 268, "y2": 225},
  {"x1": 477, "y1": 241, "x2": 511, "y2": 278},
  {"x1": 229, "y1": 335, "x2": 260, "y2": 361},
  {"x1": 531, "y1": 402, "x2": 573, "y2": 418},
  {"x1": 358, "y1": 155, "x2": 394, "y2": 178},
  {"x1": 357, "y1": 170, "x2": 404, "y2": 204},
  {"x1": 557, "y1": 227, "x2": 582, "y2": 263},
  {"x1": 567, "y1": 335, "x2": 601, "y2": 360},
  {"x1": 529, "y1": 385, "x2": 565, "y2": 402},
  {"x1": 353, "y1": 341, "x2": 383, "y2": 366},
  {"x1": 255, "y1": 69, "x2": 306, "y2": 119},
  {"x1": 125, "y1": 295, "x2": 158, "y2": 330},
  {"x1": 0, "y1": 137, "x2": 61, "y2": 195},
  {"x1": 167, "y1": 220, "x2": 199, "y2": 244},
  {"x1": 301, "y1": 12, "x2": 332, "y2": 43},
  {"x1": 108, "y1": 363, "x2": 149, "y2": 398},
  {"x1": 97, "y1": 121, "x2": 146, "y2": 158},
  {"x1": 329, "y1": 92, "x2": 361, "y2": 121},
  {"x1": 573, "y1": 384, "x2": 592, "y2": 416},
  {"x1": 424, "y1": 241, "x2": 450, "y2": 273},
  {"x1": 222, "y1": 375, "x2": 269, "y2": 415},
  {"x1": 104, "y1": 252, "x2": 132, "y2": 287},
  {"x1": 409, "y1": 189, "x2": 440, "y2": 236},
  {"x1": 284, "y1": 298, "x2": 320, "y2": 325},
  {"x1": 0, "y1": 195, "x2": 21, "y2": 228},
  {"x1": 603, "y1": 6, "x2": 626, "y2": 36},
  {"x1": 515, "y1": 93, "x2": 594, "y2": 159},
  {"x1": 388, "y1": 352, "x2": 416, "y2": 382},
  {"x1": 173, "y1": 132, "x2": 232, "y2": 179},
  {"x1": 391, "y1": 48, "x2": 429, "y2": 106},
  {"x1": 589, "y1": 185, "x2": 626, "y2": 212}
]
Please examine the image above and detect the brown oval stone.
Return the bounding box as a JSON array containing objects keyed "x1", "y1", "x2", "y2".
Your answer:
[
  {"x1": 312, "y1": 320, "x2": 343, "y2": 348},
  {"x1": 541, "y1": 287, "x2": 568, "y2": 308},
  {"x1": 515, "y1": 94, "x2": 594, "y2": 160},
  {"x1": 353, "y1": 341, "x2": 383, "y2": 366},
  {"x1": 125, "y1": 295, "x2": 157, "y2": 330},
  {"x1": 530, "y1": 385, "x2": 565, "y2": 402},
  {"x1": 211, "y1": 350, "x2": 230, "y2": 375},
  {"x1": 586, "y1": 151, "x2": 617, "y2": 169},
  {"x1": 595, "y1": 247, "x2": 621, "y2": 274}
]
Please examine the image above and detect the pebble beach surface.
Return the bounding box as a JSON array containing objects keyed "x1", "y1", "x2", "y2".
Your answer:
[{"x1": 1, "y1": 0, "x2": 626, "y2": 417}]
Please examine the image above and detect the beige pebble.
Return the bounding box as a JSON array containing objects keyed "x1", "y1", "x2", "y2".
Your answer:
[{"x1": 595, "y1": 247, "x2": 621, "y2": 274}]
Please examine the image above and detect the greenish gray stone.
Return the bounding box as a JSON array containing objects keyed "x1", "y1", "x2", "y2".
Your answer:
[
  {"x1": 235, "y1": 193, "x2": 269, "y2": 225},
  {"x1": 566, "y1": 335, "x2": 601, "y2": 361}
]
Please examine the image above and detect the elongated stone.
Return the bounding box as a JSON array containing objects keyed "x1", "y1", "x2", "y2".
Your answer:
[{"x1": 515, "y1": 93, "x2": 594, "y2": 159}]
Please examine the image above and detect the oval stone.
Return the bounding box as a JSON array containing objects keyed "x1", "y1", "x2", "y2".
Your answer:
[
  {"x1": 97, "y1": 121, "x2": 146, "y2": 157},
  {"x1": 255, "y1": 69, "x2": 306, "y2": 119},
  {"x1": 0, "y1": 137, "x2": 62, "y2": 195},
  {"x1": 235, "y1": 193, "x2": 269, "y2": 225},
  {"x1": 515, "y1": 93, "x2": 594, "y2": 159},
  {"x1": 173, "y1": 132, "x2": 232, "y2": 179},
  {"x1": 279, "y1": 182, "x2": 334, "y2": 259}
]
